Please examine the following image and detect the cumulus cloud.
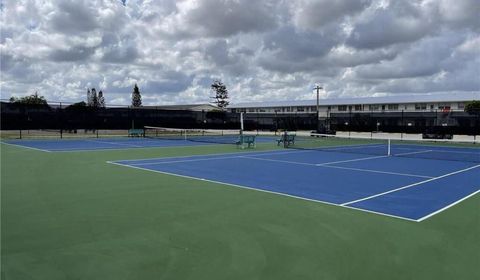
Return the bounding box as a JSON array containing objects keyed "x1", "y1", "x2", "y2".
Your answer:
[
  {"x1": 49, "y1": 45, "x2": 96, "y2": 62},
  {"x1": 49, "y1": 0, "x2": 100, "y2": 34},
  {"x1": 346, "y1": 1, "x2": 435, "y2": 49},
  {"x1": 0, "y1": 0, "x2": 478, "y2": 105},
  {"x1": 436, "y1": 0, "x2": 480, "y2": 30},
  {"x1": 157, "y1": 0, "x2": 278, "y2": 39},
  {"x1": 292, "y1": 0, "x2": 373, "y2": 29}
]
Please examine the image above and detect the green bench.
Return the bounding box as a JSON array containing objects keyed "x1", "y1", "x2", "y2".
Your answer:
[
  {"x1": 128, "y1": 129, "x2": 144, "y2": 137},
  {"x1": 236, "y1": 135, "x2": 256, "y2": 148},
  {"x1": 276, "y1": 133, "x2": 295, "y2": 146}
]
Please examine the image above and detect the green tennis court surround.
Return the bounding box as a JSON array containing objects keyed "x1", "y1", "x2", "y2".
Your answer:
[{"x1": 2, "y1": 141, "x2": 479, "y2": 280}]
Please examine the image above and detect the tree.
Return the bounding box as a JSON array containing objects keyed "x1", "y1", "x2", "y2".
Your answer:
[
  {"x1": 90, "y1": 88, "x2": 99, "y2": 108},
  {"x1": 87, "y1": 89, "x2": 92, "y2": 106},
  {"x1": 131, "y1": 83, "x2": 142, "y2": 107},
  {"x1": 9, "y1": 91, "x2": 48, "y2": 105},
  {"x1": 210, "y1": 80, "x2": 229, "y2": 110},
  {"x1": 98, "y1": 90, "x2": 105, "y2": 108},
  {"x1": 465, "y1": 100, "x2": 480, "y2": 115}
]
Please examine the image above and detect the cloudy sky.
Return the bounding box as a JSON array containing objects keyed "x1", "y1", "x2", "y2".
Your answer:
[{"x1": 1, "y1": 0, "x2": 479, "y2": 105}]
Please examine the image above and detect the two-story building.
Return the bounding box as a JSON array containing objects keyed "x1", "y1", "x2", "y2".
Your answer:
[{"x1": 229, "y1": 92, "x2": 478, "y2": 116}]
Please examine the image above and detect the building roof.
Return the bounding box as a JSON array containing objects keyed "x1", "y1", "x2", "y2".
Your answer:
[
  {"x1": 228, "y1": 92, "x2": 480, "y2": 108},
  {"x1": 142, "y1": 104, "x2": 218, "y2": 111}
]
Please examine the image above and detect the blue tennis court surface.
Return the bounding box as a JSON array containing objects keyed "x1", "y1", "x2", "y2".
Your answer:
[
  {"x1": 3, "y1": 136, "x2": 275, "y2": 152},
  {"x1": 110, "y1": 149, "x2": 480, "y2": 221}
]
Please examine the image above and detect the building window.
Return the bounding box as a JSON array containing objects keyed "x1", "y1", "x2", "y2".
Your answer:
[
  {"x1": 369, "y1": 105, "x2": 379, "y2": 111},
  {"x1": 338, "y1": 105, "x2": 347, "y2": 111},
  {"x1": 458, "y1": 103, "x2": 465, "y2": 109},
  {"x1": 248, "y1": 108, "x2": 255, "y2": 112},
  {"x1": 387, "y1": 104, "x2": 399, "y2": 110},
  {"x1": 415, "y1": 103, "x2": 427, "y2": 110},
  {"x1": 297, "y1": 107, "x2": 305, "y2": 112},
  {"x1": 354, "y1": 105, "x2": 362, "y2": 111},
  {"x1": 438, "y1": 103, "x2": 451, "y2": 112}
]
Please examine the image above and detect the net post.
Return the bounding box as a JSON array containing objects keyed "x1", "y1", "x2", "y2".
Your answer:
[
  {"x1": 240, "y1": 112, "x2": 244, "y2": 131},
  {"x1": 387, "y1": 138, "x2": 391, "y2": 156}
]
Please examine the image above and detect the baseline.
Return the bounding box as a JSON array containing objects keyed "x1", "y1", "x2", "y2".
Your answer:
[
  {"x1": 341, "y1": 164, "x2": 480, "y2": 206},
  {"x1": 107, "y1": 160, "x2": 418, "y2": 222}
]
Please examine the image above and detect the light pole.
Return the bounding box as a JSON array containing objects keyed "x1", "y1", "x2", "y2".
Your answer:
[{"x1": 314, "y1": 84, "x2": 323, "y2": 132}]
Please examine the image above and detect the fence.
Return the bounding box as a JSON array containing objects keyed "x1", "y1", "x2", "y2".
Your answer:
[
  {"x1": 329, "y1": 110, "x2": 480, "y2": 135},
  {"x1": 1, "y1": 102, "x2": 479, "y2": 138}
]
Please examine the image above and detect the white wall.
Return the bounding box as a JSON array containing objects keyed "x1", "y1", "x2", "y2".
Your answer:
[{"x1": 233, "y1": 101, "x2": 467, "y2": 113}]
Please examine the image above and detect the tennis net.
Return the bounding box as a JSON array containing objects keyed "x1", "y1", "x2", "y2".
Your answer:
[
  {"x1": 285, "y1": 132, "x2": 480, "y2": 163},
  {"x1": 144, "y1": 126, "x2": 243, "y2": 144}
]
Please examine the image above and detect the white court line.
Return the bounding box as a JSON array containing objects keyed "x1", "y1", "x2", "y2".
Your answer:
[
  {"x1": 108, "y1": 156, "x2": 479, "y2": 222},
  {"x1": 319, "y1": 165, "x2": 433, "y2": 179},
  {"x1": 128, "y1": 155, "x2": 244, "y2": 166},
  {"x1": 392, "y1": 144, "x2": 480, "y2": 154},
  {"x1": 239, "y1": 156, "x2": 317, "y2": 166},
  {"x1": 129, "y1": 154, "x2": 319, "y2": 167},
  {"x1": 22, "y1": 138, "x2": 231, "y2": 152},
  {"x1": 394, "y1": 150, "x2": 433, "y2": 156},
  {"x1": 416, "y1": 189, "x2": 480, "y2": 222},
  {"x1": 340, "y1": 204, "x2": 418, "y2": 222},
  {"x1": 320, "y1": 144, "x2": 385, "y2": 151},
  {"x1": 85, "y1": 139, "x2": 143, "y2": 147},
  {"x1": 0, "y1": 141, "x2": 52, "y2": 152},
  {"x1": 115, "y1": 148, "x2": 312, "y2": 163},
  {"x1": 316, "y1": 155, "x2": 388, "y2": 166},
  {"x1": 107, "y1": 160, "x2": 418, "y2": 222},
  {"x1": 341, "y1": 164, "x2": 480, "y2": 206},
  {"x1": 48, "y1": 144, "x2": 211, "y2": 152},
  {"x1": 127, "y1": 153, "x2": 433, "y2": 179},
  {"x1": 242, "y1": 155, "x2": 431, "y2": 178}
]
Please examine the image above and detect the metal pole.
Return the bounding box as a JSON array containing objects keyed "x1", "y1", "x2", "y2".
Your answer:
[
  {"x1": 314, "y1": 85, "x2": 323, "y2": 132},
  {"x1": 59, "y1": 102, "x2": 63, "y2": 139},
  {"x1": 387, "y1": 139, "x2": 391, "y2": 156},
  {"x1": 240, "y1": 112, "x2": 244, "y2": 132},
  {"x1": 401, "y1": 109, "x2": 404, "y2": 140}
]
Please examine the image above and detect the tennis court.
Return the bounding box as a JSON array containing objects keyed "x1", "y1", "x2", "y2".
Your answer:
[
  {"x1": 110, "y1": 135, "x2": 480, "y2": 221},
  {"x1": 2, "y1": 131, "x2": 275, "y2": 152},
  {"x1": 2, "y1": 131, "x2": 480, "y2": 279}
]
